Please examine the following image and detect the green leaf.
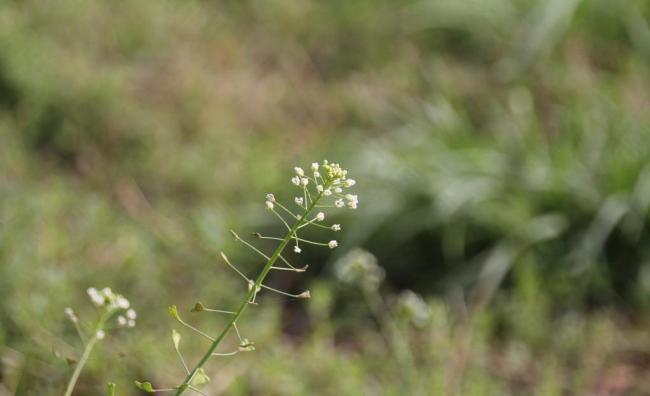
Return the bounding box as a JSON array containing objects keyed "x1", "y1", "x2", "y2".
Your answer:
[
  {"x1": 134, "y1": 381, "x2": 155, "y2": 393},
  {"x1": 190, "y1": 302, "x2": 205, "y2": 312},
  {"x1": 190, "y1": 368, "x2": 210, "y2": 387},
  {"x1": 168, "y1": 305, "x2": 181, "y2": 322},
  {"x1": 172, "y1": 329, "x2": 181, "y2": 350},
  {"x1": 107, "y1": 382, "x2": 116, "y2": 396}
]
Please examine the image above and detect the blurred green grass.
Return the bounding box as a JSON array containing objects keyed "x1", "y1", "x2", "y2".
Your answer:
[{"x1": 1, "y1": 0, "x2": 650, "y2": 394}]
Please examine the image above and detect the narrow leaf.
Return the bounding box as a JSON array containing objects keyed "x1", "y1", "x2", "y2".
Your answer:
[{"x1": 134, "y1": 381, "x2": 155, "y2": 393}]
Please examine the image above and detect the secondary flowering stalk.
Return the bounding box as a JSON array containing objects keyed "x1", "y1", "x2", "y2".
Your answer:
[
  {"x1": 63, "y1": 288, "x2": 136, "y2": 396},
  {"x1": 139, "y1": 161, "x2": 358, "y2": 395}
]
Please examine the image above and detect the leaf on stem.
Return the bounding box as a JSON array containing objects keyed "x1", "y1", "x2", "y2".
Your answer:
[
  {"x1": 134, "y1": 381, "x2": 155, "y2": 393},
  {"x1": 190, "y1": 368, "x2": 210, "y2": 386}
]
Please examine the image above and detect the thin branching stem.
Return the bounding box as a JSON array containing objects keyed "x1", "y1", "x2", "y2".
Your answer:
[
  {"x1": 64, "y1": 310, "x2": 113, "y2": 396},
  {"x1": 173, "y1": 192, "x2": 324, "y2": 395}
]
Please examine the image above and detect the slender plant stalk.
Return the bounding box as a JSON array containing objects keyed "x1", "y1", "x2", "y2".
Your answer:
[
  {"x1": 173, "y1": 192, "x2": 323, "y2": 395},
  {"x1": 64, "y1": 312, "x2": 110, "y2": 396}
]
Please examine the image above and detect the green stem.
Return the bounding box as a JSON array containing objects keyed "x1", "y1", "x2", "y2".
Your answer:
[
  {"x1": 64, "y1": 311, "x2": 112, "y2": 396},
  {"x1": 174, "y1": 193, "x2": 323, "y2": 395},
  {"x1": 363, "y1": 289, "x2": 424, "y2": 396}
]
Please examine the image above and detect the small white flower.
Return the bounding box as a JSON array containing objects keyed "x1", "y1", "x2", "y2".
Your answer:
[
  {"x1": 346, "y1": 194, "x2": 359, "y2": 209},
  {"x1": 335, "y1": 199, "x2": 345, "y2": 208},
  {"x1": 127, "y1": 319, "x2": 136, "y2": 328},
  {"x1": 265, "y1": 193, "x2": 275, "y2": 202},
  {"x1": 101, "y1": 287, "x2": 114, "y2": 298},
  {"x1": 301, "y1": 177, "x2": 309, "y2": 187},
  {"x1": 117, "y1": 315, "x2": 127, "y2": 327},
  {"x1": 117, "y1": 296, "x2": 130, "y2": 309},
  {"x1": 344, "y1": 179, "x2": 356, "y2": 188},
  {"x1": 314, "y1": 171, "x2": 321, "y2": 178},
  {"x1": 87, "y1": 287, "x2": 105, "y2": 306},
  {"x1": 96, "y1": 330, "x2": 106, "y2": 340},
  {"x1": 331, "y1": 224, "x2": 341, "y2": 231},
  {"x1": 334, "y1": 187, "x2": 343, "y2": 193},
  {"x1": 295, "y1": 167, "x2": 305, "y2": 176},
  {"x1": 64, "y1": 307, "x2": 78, "y2": 323},
  {"x1": 316, "y1": 212, "x2": 325, "y2": 222},
  {"x1": 328, "y1": 240, "x2": 338, "y2": 249},
  {"x1": 316, "y1": 185, "x2": 324, "y2": 193},
  {"x1": 324, "y1": 189, "x2": 332, "y2": 196},
  {"x1": 291, "y1": 176, "x2": 301, "y2": 186},
  {"x1": 311, "y1": 163, "x2": 319, "y2": 172},
  {"x1": 294, "y1": 245, "x2": 302, "y2": 254},
  {"x1": 294, "y1": 197, "x2": 304, "y2": 206},
  {"x1": 126, "y1": 309, "x2": 137, "y2": 320},
  {"x1": 265, "y1": 200, "x2": 274, "y2": 210}
]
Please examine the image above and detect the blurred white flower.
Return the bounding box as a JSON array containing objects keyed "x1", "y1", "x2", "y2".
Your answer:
[
  {"x1": 345, "y1": 194, "x2": 358, "y2": 209},
  {"x1": 87, "y1": 287, "x2": 105, "y2": 306},
  {"x1": 116, "y1": 296, "x2": 130, "y2": 309},
  {"x1": 331, "y1": 224, "x2": 341, "y2": 231},
  {"x1": 328, "y1": 240, "x2": 338, "y2": 249},
  {"x1": 96, "y1": 330, "x2": 105, "y2": 340},
  {"x1": 295, "y1": 197, "x2": 304, "y2": 206},
  {"x1": 294, "y1": 245, "x2": 302, "y2": 254},
  {"x1": 397, "y1": 290, "x2": 431, "y2": 328},
  {"x1": 291, "y1": 176, "x2": 301, "y2": 186},
  {"x1": 64, "y1": 307, "x2": 78, "y2": 323},
  {"x1": 333, "y1": 248, "x2": 385, "y2": 291},
  {"x1": 294, "y1": 167, "x2": 305, "y2": 176},
  {"x1": 117, "y1": 315, "x2": 127, "y2": 327},
  {"x1": 316, "y1": 212, "x2": 325, "y2": 222}
]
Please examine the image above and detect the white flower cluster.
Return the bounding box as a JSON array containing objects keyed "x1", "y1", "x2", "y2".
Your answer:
[
  {"x1": 289, "y1": 160, "x2": 358, "y2": 210},
  {"x1": 262, "y1": 160, "x2": 359, "y2": 254},
  {"x1": 116, "y1": 308, "x2": 137, "y2": 328},
  {"x1": 86, "y1": 287, "x2": 137, "y2": 328}
]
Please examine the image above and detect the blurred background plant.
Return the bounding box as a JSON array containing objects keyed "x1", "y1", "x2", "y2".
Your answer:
[{"x1": 1, "y1": 0, "x2": 649, "y2": 394}]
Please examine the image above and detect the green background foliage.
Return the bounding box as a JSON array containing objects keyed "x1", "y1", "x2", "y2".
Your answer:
[{"x1": 1, "y1": 0, "x2": 649, "y2": 394}]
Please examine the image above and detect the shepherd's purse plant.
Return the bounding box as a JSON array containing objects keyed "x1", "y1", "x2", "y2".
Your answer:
[
  {"x1": 135, "y1": 160, "x2": 358, "y2": 395},
  {"x1": 62, "y1": 287, "x2": 137, "y2": 396}
]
